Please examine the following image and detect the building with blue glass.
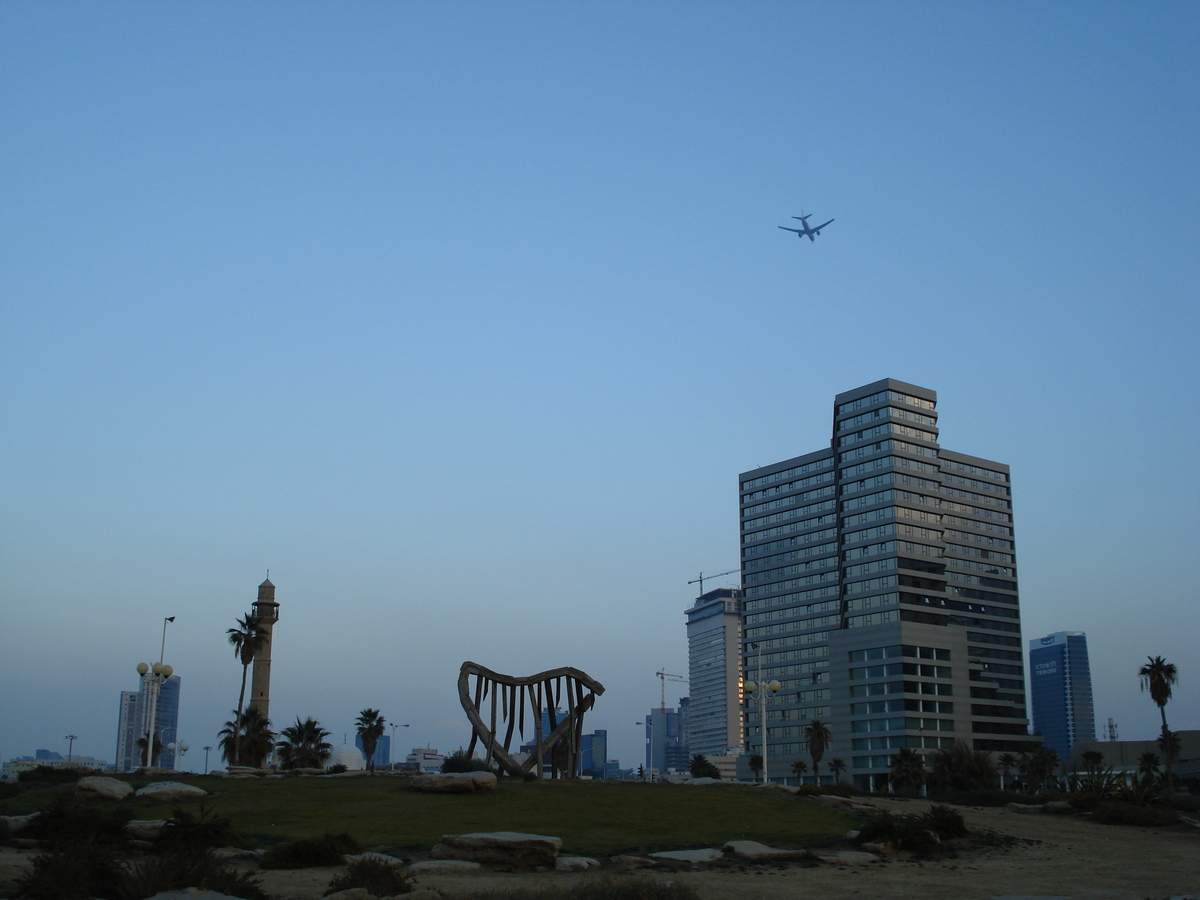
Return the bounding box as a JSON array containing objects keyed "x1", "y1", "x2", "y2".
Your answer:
[
  {"x1": 1029, "y1": 631, "x2": 1095, "y2": 760},
  {"x1": 115, "y1": 674, "x2": 181, "y2": 771}
]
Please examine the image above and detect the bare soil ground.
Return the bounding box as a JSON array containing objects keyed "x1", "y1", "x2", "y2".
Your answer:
[{"x1": 1, "y1": 798, "x2": 1196, "y2": 900}]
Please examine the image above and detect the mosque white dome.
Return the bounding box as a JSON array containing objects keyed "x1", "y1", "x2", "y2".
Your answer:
[{"x1": 331, "y1": 744, "x2": 366, "y2": 771}]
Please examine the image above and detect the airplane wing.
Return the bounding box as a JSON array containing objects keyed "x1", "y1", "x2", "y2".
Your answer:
[
  {"x1": 813, "y1": 219, "x2": 834, "y2": 232},
  {"x1": 778, "y1": 226, "x2": 803, "y2": 234}
]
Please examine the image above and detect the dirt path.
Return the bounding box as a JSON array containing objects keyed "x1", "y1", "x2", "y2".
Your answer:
[{"x1": 2, "y1": 799, "x2": 1196, "y2": 900}]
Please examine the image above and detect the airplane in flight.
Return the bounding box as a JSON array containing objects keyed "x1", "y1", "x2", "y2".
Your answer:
[{"x1": 778, "y1": 212, "x2": 834, "y2": 242}]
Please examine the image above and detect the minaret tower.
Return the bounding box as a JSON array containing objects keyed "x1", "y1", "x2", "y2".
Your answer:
[{"x1": 248, "y1": 577, "x2": 279, "y2": 721}]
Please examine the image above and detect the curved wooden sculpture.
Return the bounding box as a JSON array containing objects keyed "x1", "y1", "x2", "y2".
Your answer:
[{"x1": 458, "y1": 661, "x2": 605, "y2": 779}]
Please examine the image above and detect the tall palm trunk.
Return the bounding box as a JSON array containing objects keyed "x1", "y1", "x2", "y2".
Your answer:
[
  {"x1": 1160, "y1": 708, "x2": 1174, "y2": 795},
  {"x1": 233, "y1": 661, "x2": 250, "y2": 766}
]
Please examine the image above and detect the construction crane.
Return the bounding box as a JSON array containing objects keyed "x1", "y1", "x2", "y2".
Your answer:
[
  {"x1": 655, "y1": 668, "x2": 687, "y2": 711},
  {"x1": 687, "y1": 568, "x2": 739, "y2": 596}
]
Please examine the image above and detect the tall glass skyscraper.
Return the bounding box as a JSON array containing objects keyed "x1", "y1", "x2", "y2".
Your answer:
[
  {"x1": 684, "y1": 588, "x2": 744, "y2": 758},
  {"x1": 739, "y1": 379, "x2": 1037, "y2": 790},
  {"x1": 1029, "y1": 631, "x2": 1095, "y2": 760},
  {"x1": 115, "y1": 674, "x2": 182, "y2": 771}
]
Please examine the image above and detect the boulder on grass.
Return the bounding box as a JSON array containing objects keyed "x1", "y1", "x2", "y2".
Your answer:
[
  {"x1": 431, "y1": 832, "x2": 561, "y2": 867},
  {"x1": 76, "y1": 776, "x2": 134, "y2": 802},
  {"x1": 723, "y1": 840, "x2": 810, "y2": 860},
  {"x1": 407, "y1": 860, "x2": 482, "y2": 874},
  {"x1": 649, "y1": 848, "x2": 724, "y2": 863},
  {"x1": 0, "y1": 814, "x2": 38, "y2": 835},
  {"x1": 135, "y1": 781, "x2": 208, "y2": 800},
  {"x1": 125, "y1": 819, "x2": 168, "y2": 841},
  {"x1": 556, "y1": 856, "x2": 601, "y2": 871},
  {"x1": 410, "y1": 772, "x2": 496, "y2": 794}
]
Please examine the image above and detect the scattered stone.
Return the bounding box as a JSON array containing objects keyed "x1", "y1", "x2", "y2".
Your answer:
[
  {"x1": 211, "y1": 847, "x2": 258, "y2": 861},
  {"x1": 817, "y1": 850, "x2": 879, "y2": 865},
  {"x1": 722, "y1": 840, "x2": 810, "y2": 860},
  {"x1": 407, "y1": 860, "x2": 482, "y2": 874},
  {"x1": 859, "y1": 841, "x2": 891, "y2": 854},
  {"x1": 76, "y1": 775, "x2": 134, "y2": 801},
  {"x1": 556, "y1": 856, "x2": 601, "y2": 871},
  {"x1": 432, "y1": 831, "x2": 561, "y2": 867},
  {"x1": 135, "y1": 781, "x2": 208, "y2": 800},
  {"x1": 125, "y1": 819, "x2": 168, "y2": 841},
  {"x1": 410, "y1": 772, "x2": 497, "y2": 794},
  {"x1": 343, "y1": 851, "x2": 405, "y2": 866},
  {"x1": 649, "y1": 848, "x2": 725, "y2": 863},
  {"x1": 0, "y1": 814, "x2": 38, "y2": 835},
  {"x1": 324, "y1": 890, "x2": 375, "y2": 900},
  {"x1": 289, "y1": 767, "x2": 326, "y2": 776},
  {"x1": 845, "y1": 829, "x2": 860, "y2": 840},
  {"x1": 1042, "y1": 801, "x2": 1075, "y2": 814},
  {"x1": 1006, "y1": 802, "x2": 1044, "y2": 813},
  {"x1": 145, "y1": 890, "x2": 245, "y2": 900},
  {"x1": 610, "y1": 855, "x2": 658, "y2": 868}
]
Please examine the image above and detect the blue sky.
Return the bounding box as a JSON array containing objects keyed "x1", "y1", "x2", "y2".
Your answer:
[{"x1": 2, "y1": 2, "x2": 1196, "y2": 771}]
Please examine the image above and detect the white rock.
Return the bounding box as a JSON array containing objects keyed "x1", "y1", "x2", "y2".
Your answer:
[
  {"x1": 144, "y1": 890, "x2": 245, "y2": 900},
  {"x1": 649, "y1": 848, "x2": 724, "y2": 863},
  {"x1": 407, "y1": 860, "x2": 482, "y2": 874},
  {"x1": 432, "y1": 831, "x2": 561, "y2": 867},
  {"x1": 556, "y1": 856, "x2": 601, "y2": 871},
  {"x1": 0, "y1": 814, "x2": 38, "y2": 835},
  {"x1": 410, "y1": 772, "x2": 497, "y2": 794},
  {"x1": 343, "y1": 851, "x2": 405, "y2": 866},
  {"x1": 76, "y1": 775, "x2": 134, "y2": 801},
  {"x1": 135, "y1": 781, "x2": 209, "y2": 800},
  {"x1": 125, "y1": 819, "x2": 168, "y2": 841},
  {"x1": 722, "y1": 840, "x2": 809, "y2": 860}
]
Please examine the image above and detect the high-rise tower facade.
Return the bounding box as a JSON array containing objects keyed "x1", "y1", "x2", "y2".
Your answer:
[
  {"x1": 115, "y1": 674, "x2": 182, "y2": 771},
  {"x1": 739, "y1": 379, "x2": 1036, "y2": 790},
  {"x1": 685, "y1": 588, "x2": 744, "y2": 758},
  {"x1": 248, "y1": 578, "x2": 279, "y2": 721},
  {"x1": 1030, "y1": 631, "x2": 1095, "y2": 760}
]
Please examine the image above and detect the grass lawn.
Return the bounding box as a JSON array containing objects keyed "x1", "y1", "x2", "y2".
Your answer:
[{"x1": 2, "y1": 776, "x2": 855, "y2": 856}]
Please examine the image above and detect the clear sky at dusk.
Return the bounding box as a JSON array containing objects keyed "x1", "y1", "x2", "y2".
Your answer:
[{"x1": 2, "y1": 2, "x2": 1196, "y2": 771}]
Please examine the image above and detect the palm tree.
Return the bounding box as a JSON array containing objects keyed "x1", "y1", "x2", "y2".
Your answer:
[
  {"x1": 355, "y1": 709, "x2": 386, "y2": 772},
  {"x1": 276, "y1": 717, "x2": 334, "y2": 770},
  {"x1": 1137, "y1": 751, "x2": 1161, "y2": 785},
  {"x1": 929, "y1": 741, "x2": 997, "y2": 793},
  {"x1": 1081, "y1": 750, "x2": 1104, "y2": 777},
  {"x1": 997, "y1": 752, "x2": 1017, "y2": 791},
  {"x1": 748, "y1": 754, "x2": 763, "y2": 781},
  {"x1": 889, "y1": 748, "x2": 925, "y2": 795},
  {"x1": 136, "y1": 734, "x2": 164, "y2": 768},
  {"x1": 1019, "y1": 746, "x2": 1060, "y2": 795},
  {"x1": 219, "y1": 707, "x2": 275, "y2": 768},
  {"x1": 790, "y1": 759, "x2": 808, "y2": 783},
  {"x1": 1139, "y1": 656, "x2": 1178, "y2": 794},
  {"x1": 226, "y1": 614, "x2": 270, "y2": 769},
  {"x1": 829, "y1": 758, "x2": 848, "y2": 784},
  {"x1": 803, "y1": 720, "x2": 832, "y2": 783}
]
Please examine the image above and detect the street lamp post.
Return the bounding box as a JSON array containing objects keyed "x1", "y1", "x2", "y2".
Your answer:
[
  {"x1": 167, "y1": 742, "x2": 190, "y2": 772},
  {"x1": 389, "y1": 723, "x2": 409, "y2": 771},
  {"x1": 137, "y1": 615, "x2": 176, "y2": 769},
  {"x1": 203, "y1": 746, "x2": 212, "y2": 773},
  {"x1": 744, "y1": 641, "x2": 780, "y2": 784},
  {"x1": 65, "y1": 735, "x2": 78, "y2": 764}
]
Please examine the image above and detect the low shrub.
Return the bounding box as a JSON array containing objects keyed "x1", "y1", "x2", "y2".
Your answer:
[
  {"x1": 467, "y1": 878, "x2": 700, "y2": 900},
  {"x1": 1092, "y1": 802, "x2": 1180, "y2": 827},
  {"x1": 259, "y1": 832, "x2": 362, "y2": 869},
  {"x1": 854, "y1": 811, "x2": 941, "y2": 854},
  {"x1": 21, "y1": 795, "x2": 127, "y2": 850},
  {"x1": 155, "y1": 805, "x2": 251, "y2": 854},
  {"x1": 927, "y1": 789, "x2": 1029, "y2": 807},
  {"x1": 324, "y1": 857, "x2": 414, "y2": 896},
  {"x1": 17, "y1": 765, "x2": 87, "y2": 785},
  {"x1": 441, "y1": 748, "x2": 494, "y2": 774},
  {"x1": 326, "y1": 764, "x2": 348, "y2": 775},
  {"x1": 14, "y1": 839, "x2": 124, "y2": 900},
  {"x1": 122, "y1": 849, "x2": 269, "y2": 900},
  {"x1": 920, "y1": 804, "x2": 968, "y2": 839},
  {"x1": 0, "y1": 781, "x2": 22, "y2": 801}
]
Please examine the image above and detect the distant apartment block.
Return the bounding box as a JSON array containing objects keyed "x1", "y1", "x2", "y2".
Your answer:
[
  {"x1": 685, "y1": 588, "x2": 744, "y2": 758},
  {"x1": 644, "y1": 706, "x2": 688, "y2": 774},
  {"x1": 739, "y1": 379, "x2": 1036, "y2": 790},
  {"x1": 1030, "y1": 631, "x2": 1095, "y2": 760}
]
